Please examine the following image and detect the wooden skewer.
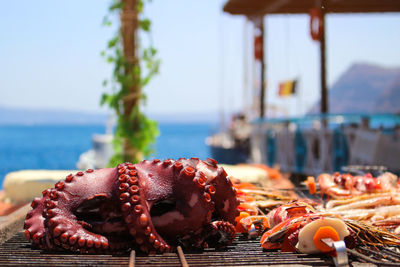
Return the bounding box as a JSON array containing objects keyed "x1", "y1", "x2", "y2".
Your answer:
[
  {"x1": 177, "y1": 246, "x2": 189, "y2": 267},
  {"x1": 129, "y1": 250, "x2": 135, "y2": 267}
]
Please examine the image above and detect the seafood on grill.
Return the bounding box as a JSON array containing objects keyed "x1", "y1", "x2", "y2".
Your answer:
[
  {"x1": 372, "y1": 216, "x2": 400, "y2": 234},
  {"x1": 305, "y1": 172, "x2": 400, "y2": 232},
  {"x1": 260, "y1": 209, "x2": 354, "y2": 253},
  {"x1": 235, "y1": 200, "x2": 318, "y2": 239},
  {"x1": 24, "y1": 158, "x2": 239, "y2": 254},
  {"x1": 325, "y1": 192, "x2": 400, "y2": 209},
  {"x1": 234, "y1": 182, "x2": 299, "y2": 219},
  {"x1": 324, "y1": 192, "x2": 400, "y2": 232},
  {"x1": 260, "y1": 201, "x2": 400, "y2": 254},
  {"x1": 306, "y1": 172, "x2": 399, "y2": 199},
  {"x1": 233, "y1": 180, "x2": 322, "y2": 237},
  {"x1": 230, "y1": 170, "x2": 400, "y2": 256},
  {"x1": 259, "y1": 201, "x2": 344, "y2": 253},
  {"x1": 233, "y1": 182, "x2": 299, "y2": 235},
  {"x1": 265, "y1": 200, "x2": 316, "y2": 229}
]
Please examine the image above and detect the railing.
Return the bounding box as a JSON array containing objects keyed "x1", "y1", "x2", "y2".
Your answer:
[{"x1": 250, "y1": 113, "x2": 400, "y2": 175}]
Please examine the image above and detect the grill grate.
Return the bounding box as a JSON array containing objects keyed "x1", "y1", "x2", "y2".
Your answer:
[
  {"x1": 2, "y1": 232, "x2": 400, "y2": 266},
  {"x1": 0, "y1": 232, "x2": 333, "y2": 266},
  {"x1": 347, "y1": 246, "x2": 400, "y2": 266}
]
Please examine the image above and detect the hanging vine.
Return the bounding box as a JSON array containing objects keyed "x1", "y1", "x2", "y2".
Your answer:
[{"x1": 101, "y1": 0, "x2": 160, "y2": 165}]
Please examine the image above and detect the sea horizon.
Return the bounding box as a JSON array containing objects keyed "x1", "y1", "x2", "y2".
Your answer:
[
  {"x1": 0, "y1": 105, "x2": 222, "y2": 126},
  {"x1": 0, "y1": 122, "x2": 218, "y2": 189}
]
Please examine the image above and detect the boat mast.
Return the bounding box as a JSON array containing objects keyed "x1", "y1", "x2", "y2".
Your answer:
[
  {"x1": 243, "y1": 19, "x2": 249, "y2": 118},
  {"x1": 320, "y1": 0, "x2": 328, "y2": 114},
  {"x1": 260, "y1": 18, "x2": 266, "y2": 119},
  {"x1": 252, "y1": 16, "x2": 266, "y2": 119}
]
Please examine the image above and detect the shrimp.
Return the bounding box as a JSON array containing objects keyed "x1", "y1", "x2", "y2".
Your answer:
[
  {"x1": 378, "y1": 172, "x2": 399, "y2": 191},
  {"x1": 266, "y1": 200, "x2": 316, "y2": 228},
  {"x1": 372, "y1": 216, "x2": 400, "y2": 230},
  {"x1": 325, "y1": 192, "x2": 394, "y2": 209},
  {"x1": 332, "y1": 205, "x2": 400, "y2": 221},
  {"x1": 317, "y1": 172, "x2": 399, "y2": 199},
  {"x1": 328, "y1": 193, "x2": 400, "y2": 211},
  {"x1": 317, "y1": 173, "x2": 352, "y2": 198}
]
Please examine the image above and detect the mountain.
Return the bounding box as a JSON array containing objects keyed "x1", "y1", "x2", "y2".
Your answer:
[
  {"x1": 375, "y1": 75, "x2": 400, "y2": 113},
  {"x1": 309, "y1": 63, "x2": 400, "y2": 114}
]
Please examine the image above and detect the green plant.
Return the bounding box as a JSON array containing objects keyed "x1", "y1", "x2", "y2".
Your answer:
[{"x1": 101, "y1": 0, "x2": 160, "y2": 165}]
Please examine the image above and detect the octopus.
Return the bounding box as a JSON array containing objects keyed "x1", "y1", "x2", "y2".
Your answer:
[{"x1": 23, "y1": 158, "x2": 239, "y2": 254}]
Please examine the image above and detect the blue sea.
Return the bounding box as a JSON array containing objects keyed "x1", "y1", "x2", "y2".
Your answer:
[{"x1": 0, "y1": 123, "x2": 215, "y2": 189}]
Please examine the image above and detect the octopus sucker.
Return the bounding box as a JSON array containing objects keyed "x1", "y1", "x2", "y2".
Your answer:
[{"x1": 24, "y1": 158, "x2": 238, "y2": 254}]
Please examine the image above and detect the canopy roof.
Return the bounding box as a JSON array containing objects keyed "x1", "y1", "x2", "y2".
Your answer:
[{"x1": 223, "y1": 0, "x2": 400, "y2": 16}]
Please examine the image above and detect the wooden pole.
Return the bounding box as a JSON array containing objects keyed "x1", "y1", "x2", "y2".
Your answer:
[
  {"x1": 260, "y1": 18, "x2": 266, "y2": 118},
  {"x1": 253, "y1": 17, "x2": 266, "y2": 119},
  {"x1": 320, "y1": 1, "x2": 328, "y2": 114},
  {"x1": 120, "y1": 0, "x2": 141, "y2": 161}
]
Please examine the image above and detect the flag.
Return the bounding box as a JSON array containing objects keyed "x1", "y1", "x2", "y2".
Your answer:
[{"x1": 278, "y1": 80, "x2": 297, "y2": 97}]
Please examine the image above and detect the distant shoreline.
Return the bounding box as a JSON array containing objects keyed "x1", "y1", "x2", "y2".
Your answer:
[{"x1": 0, "y1": 106, "x2": 220, "y2": 125}]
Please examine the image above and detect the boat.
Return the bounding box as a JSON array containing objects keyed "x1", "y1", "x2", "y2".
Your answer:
[
  {"x1": 206, "y1": 113, "x2": 251, "y2": 164},
  {"x1": 76, "y1": 117, "x2": 114, "y2": 170}
]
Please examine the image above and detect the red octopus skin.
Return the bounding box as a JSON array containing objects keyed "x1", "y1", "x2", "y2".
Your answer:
[
  {"x1": 177, "y1": 158, "x2": 240, "y2": 224},
  {"x1": 24, "y1": 189, "x2": 52, "y2": 249},
  {"x1": 23, "y1": 158, "x2": 239, "y2": 254}
]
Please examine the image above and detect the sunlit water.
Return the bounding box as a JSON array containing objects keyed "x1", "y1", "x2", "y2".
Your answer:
[{"x1": 0, "y1": 123, "x2": 213, "y2": 189}]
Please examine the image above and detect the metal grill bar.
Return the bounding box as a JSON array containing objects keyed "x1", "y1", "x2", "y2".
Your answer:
[
  {"x1": 5, "y1": 233, "x2": 399, "y2": 266},
  {"x1": 347, "y1": 246, "x2": 400, "y2": 266},
  {"x1": 4, "y1": 232, "x2": 400, "y2": 266},
  {"x1": 0, "y1": 232, "x2": 333, "y2": 266}
]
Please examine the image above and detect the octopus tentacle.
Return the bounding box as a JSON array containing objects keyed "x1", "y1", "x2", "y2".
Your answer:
[
  {"x1": 184, "y1": 220, "x2": 237, "y2": 250},
  {"x1": 116, "y1": 161, "x2": 169, "y2": 254},
  {"x1": 178, "y1": 158, "x2": 240, "y2": 224},
  {"x1": 43, "y1": 168, "x2": 120, "y2": 253},
  {"x1": 116, "y1": 160, "x2": 214, "y2": 253},
  {"x1": 24, "y1": 189, "x2": 52, "y2": 249},
  {"x1": 209, "y1": 220, "x2": 237, "y2": 247}
]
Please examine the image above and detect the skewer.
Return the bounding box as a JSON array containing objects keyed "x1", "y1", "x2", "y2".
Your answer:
[
  {"x1": 128, "y1": 250, "x2": 135, "y2": 267},
  {"x1": 177, "y1": 246, "x2": 189, "y2": 267},
  {"x1": 240, "y1": 189, "x2": 293, "y2": 200},
  {"x1": 321, "y1": 238, "x2": 349, "y2": 267}
]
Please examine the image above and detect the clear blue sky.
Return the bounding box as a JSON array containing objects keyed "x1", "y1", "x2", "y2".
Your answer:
[{"x1": 1, "y1": 0, "x2": 399, "y2": 118}]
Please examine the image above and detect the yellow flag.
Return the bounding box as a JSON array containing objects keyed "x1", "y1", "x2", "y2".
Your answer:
[{"x1": 278, "y1": 80, "x2": 297, "y2": 97}]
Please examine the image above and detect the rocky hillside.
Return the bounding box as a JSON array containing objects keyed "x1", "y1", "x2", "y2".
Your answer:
[{"x1": 309, "y1": 63, "x2": 400, "y2": 114}]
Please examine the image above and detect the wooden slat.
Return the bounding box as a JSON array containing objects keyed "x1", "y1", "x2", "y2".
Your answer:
[
  {"x1": 223, "y1": 0, "x2": 400, "y2": 15},
  {"x1": 0, "y1": 204, "x2": 30, "y2": 244}
]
